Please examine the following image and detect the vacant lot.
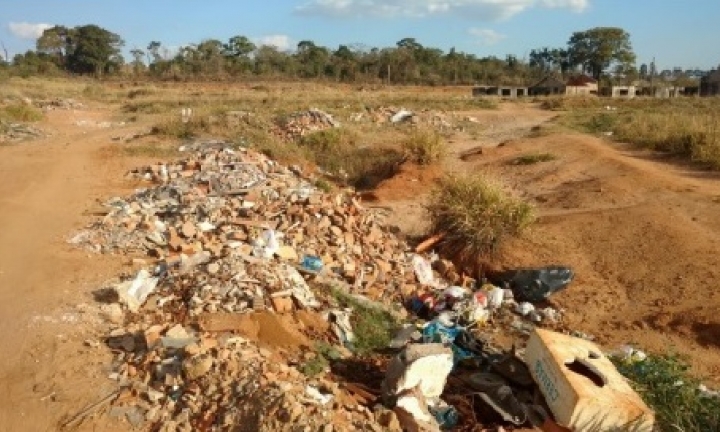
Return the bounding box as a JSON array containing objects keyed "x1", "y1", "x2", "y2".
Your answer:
[{"x1": 0, "y1": 78, "x2": 719, "y2": 430}]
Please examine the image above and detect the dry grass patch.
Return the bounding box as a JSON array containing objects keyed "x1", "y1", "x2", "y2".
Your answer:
[
  {"x1": 402, "y1": 128, "x2": 445, "y2": 165},
  {"x1": 426, "y1": 174, "x2": 535, "y2": 261},
  {"x1": 0, "y1": 103, "x2": 43, "y2": 122},
  {"x1": 561, "y1": 98, "x2": 720, "y2": 169}
]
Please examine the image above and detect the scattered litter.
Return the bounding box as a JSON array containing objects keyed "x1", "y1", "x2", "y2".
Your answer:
[{"x1": 114, "y1": 269, "x2": 159, "y2": 313}]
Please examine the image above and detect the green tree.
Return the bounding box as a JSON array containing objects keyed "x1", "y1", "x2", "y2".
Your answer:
[
  {"x1": 65, "y1": 25, "x2": 124, "y2": 76},
  {"x1": 36, "y1": 25, "x2": 72, "y2": 68},
  {"x1": 223, "y1": 36, "x2": 256, "y2": 75},
  {"x1": 296, "y1": 40, "x2": 329, "y2": 78},
  {"x1": 567, "y1": 27, "x2": 635, "y2": 80}
]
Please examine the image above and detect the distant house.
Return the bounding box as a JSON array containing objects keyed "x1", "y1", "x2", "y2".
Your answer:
[
  {"x1": 528, "y1": 75, "x2": 598, "y2": 96},
  {"x1": 700, "y1": 70, "x2": 720, "y2": 96},
  {"x1": 472, "y1": 85, "x2": 528, "y2": 98},
  {"x1": 565, "y1": 75, "x2": 598, "y2": 96},
  {"x1": 601, "y1": 85, "x2": 639, "y2": 98},
  {"x1": 528, "y1": 76, "x2": 566, "y2": 96}
]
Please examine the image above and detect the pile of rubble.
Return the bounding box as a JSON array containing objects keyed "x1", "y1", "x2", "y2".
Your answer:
[
  {"x1": 35, "y1": 97, "x2": 85, "y2": 111},
  {"x1": 0, "y1": 120, "x2": 44, "y2": 142},
  {"x1": 349, "y1": 106, "x2": 455, "y2": 130},
  {"x1": 271, "y1": 108, "x2": 340, "y2": 141},
  {"x1": 67, "y1": 139, "x2": 435, "y2": 430},
  {"x1": 70, "y1": 139, "x2": 657, "y2": 431}
]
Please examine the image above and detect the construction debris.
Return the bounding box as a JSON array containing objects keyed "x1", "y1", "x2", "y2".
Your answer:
[
  {"x1": 272, "y1": 108, "x2": 339, "y2": 141},
  {"x1": 0, "y1": 120, "x2": 44, "y2": 142},
  {"x1": 35, "y1": 98, "x2": 85, "y2": 111},
  {"x1": 71, "y1": 138, "x2": 656, "y2": 431},
  {"x1": 526, "y1": 328, "x2": 655, "y2": 431}
]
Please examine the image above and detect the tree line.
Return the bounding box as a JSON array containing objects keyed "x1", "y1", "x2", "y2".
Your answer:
[{"x1": 4, "y1": 24, "x2": 637, "y2": 85}]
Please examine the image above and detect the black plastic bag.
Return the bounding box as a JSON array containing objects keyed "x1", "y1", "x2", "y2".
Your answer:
[{"x1": 489, "y1": 266, "x2": 574, "y2": 303}]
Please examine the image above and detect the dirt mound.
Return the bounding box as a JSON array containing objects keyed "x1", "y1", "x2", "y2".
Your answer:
[{"x1": 362, "y1": 162, "x2": 442, "y2": 202}]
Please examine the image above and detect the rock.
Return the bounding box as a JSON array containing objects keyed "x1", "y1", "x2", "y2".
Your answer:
[{"x1": 100, "y1": 303, "x2": 124, "y2": 324}]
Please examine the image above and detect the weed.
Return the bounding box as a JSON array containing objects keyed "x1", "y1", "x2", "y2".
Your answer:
[
  {"x1": 299, "y1": 342, "x2": 343, "y2": 377},
  {"x1": 613, "y1": 354, "x2": 720, "y2": 431},
  {"x1": 331, "y1": 288, "x2": 399, "y2": 356},
  {"x1": 314, "y1": 178, "x2": 333, "y2": 193},
  {"x1": 402, "y1": 128, "x2": 445, "y2": 165},
  {"x1": 426, "y1": 174, "x2": 535, "y2": 261},
  {"x1": 512, "y1": 152, "x2": 557, "y2": 165},
  {"x1": 299, "y1": 354, "x2": 329, "y2": 377},
  {"x1": 0, "y1": 103, "x2": 43, "y2": 122}
]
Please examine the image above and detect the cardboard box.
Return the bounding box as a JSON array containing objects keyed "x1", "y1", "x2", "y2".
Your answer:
[{"x1": 526, "y1": 328, "x2": 654, "y2": 431}]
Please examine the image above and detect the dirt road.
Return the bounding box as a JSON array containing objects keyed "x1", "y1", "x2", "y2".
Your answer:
[{"x1": 0, "y1": 108, "x2": 145, "y2": 431}]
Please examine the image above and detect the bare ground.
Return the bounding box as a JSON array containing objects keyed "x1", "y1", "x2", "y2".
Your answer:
[{"x1": 0, "y1": 107, "x2": 160, "y2": 431}]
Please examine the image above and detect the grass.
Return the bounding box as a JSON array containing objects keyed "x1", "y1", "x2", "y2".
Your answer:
[
  {"x1": 0, "y1": 103, "x2": 43, "y2": 122},
  {"x1": 299, "y1": 128, "x2": 405, "y2": 190},
  {"x1": 151, "y1": 115, "x2": 213, "y2": 140},
  {"x1": 559, "y1": 98, "x2": 720, "y2": 170},
  {"x1": 122, "y1": 143, "x2": 180, "y2": 158},
  {"x1": 331, "y1": 288, "x2": 399, "y2": 356},
  {"x1": 402, "y1": 128, "x2": 446, "y2": 165},
  {"x1": 298, "y1": 342, "x2": 343, "y2": 377},
  {"x1": 613, "y1": 353, "x2": 720, "y2": 431},
  {"x1": 426, "y1": 174, "x2": 535, "y2": 262},
  {"x1": 512, "y1": 152, "x2": 557, "y2": 165}
]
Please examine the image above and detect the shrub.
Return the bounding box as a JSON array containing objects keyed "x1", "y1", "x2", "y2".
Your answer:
[
  {"x1": 613, "y1": 354, "x2": 720, "y2": 431},
  {"x1": 402, "y1": 128, "x2": 445, "y2": 165},
  {"x1": 426, "y1": 174, "x2": 535, "y2": 260}
]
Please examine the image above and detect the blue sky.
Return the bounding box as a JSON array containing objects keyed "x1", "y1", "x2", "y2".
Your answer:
[{"x1": 2, "y1": 0, "x2": 719, "y2": 70}]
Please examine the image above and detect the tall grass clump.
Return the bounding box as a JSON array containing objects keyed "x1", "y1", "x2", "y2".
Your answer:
[
  {"x1": 613, "y1": 354, "x2": 720, "y2": 431},
  {"x1": 402, "y1": 128, "x2": 445, "y2": 165},
  {"x1": 426, "y1": 174, "x2": 535, "y2": 260}
]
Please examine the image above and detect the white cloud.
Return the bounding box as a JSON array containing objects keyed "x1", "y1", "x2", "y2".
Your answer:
[
  {"x1": 296, "y1": 0, "x2": 589, "y2": 20},
  {"x1": 540, "y1": 0, "x2": 588, "y2": 12},
  {"x1": 255, "y1": 34, "x2": 293, "y2": 51},
  {"x1": 469, "y1": 28, "x2": 507, "y2": 45},
  {"x1": 8, "y1": 22, "x2": 53, "y2": 40}
]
